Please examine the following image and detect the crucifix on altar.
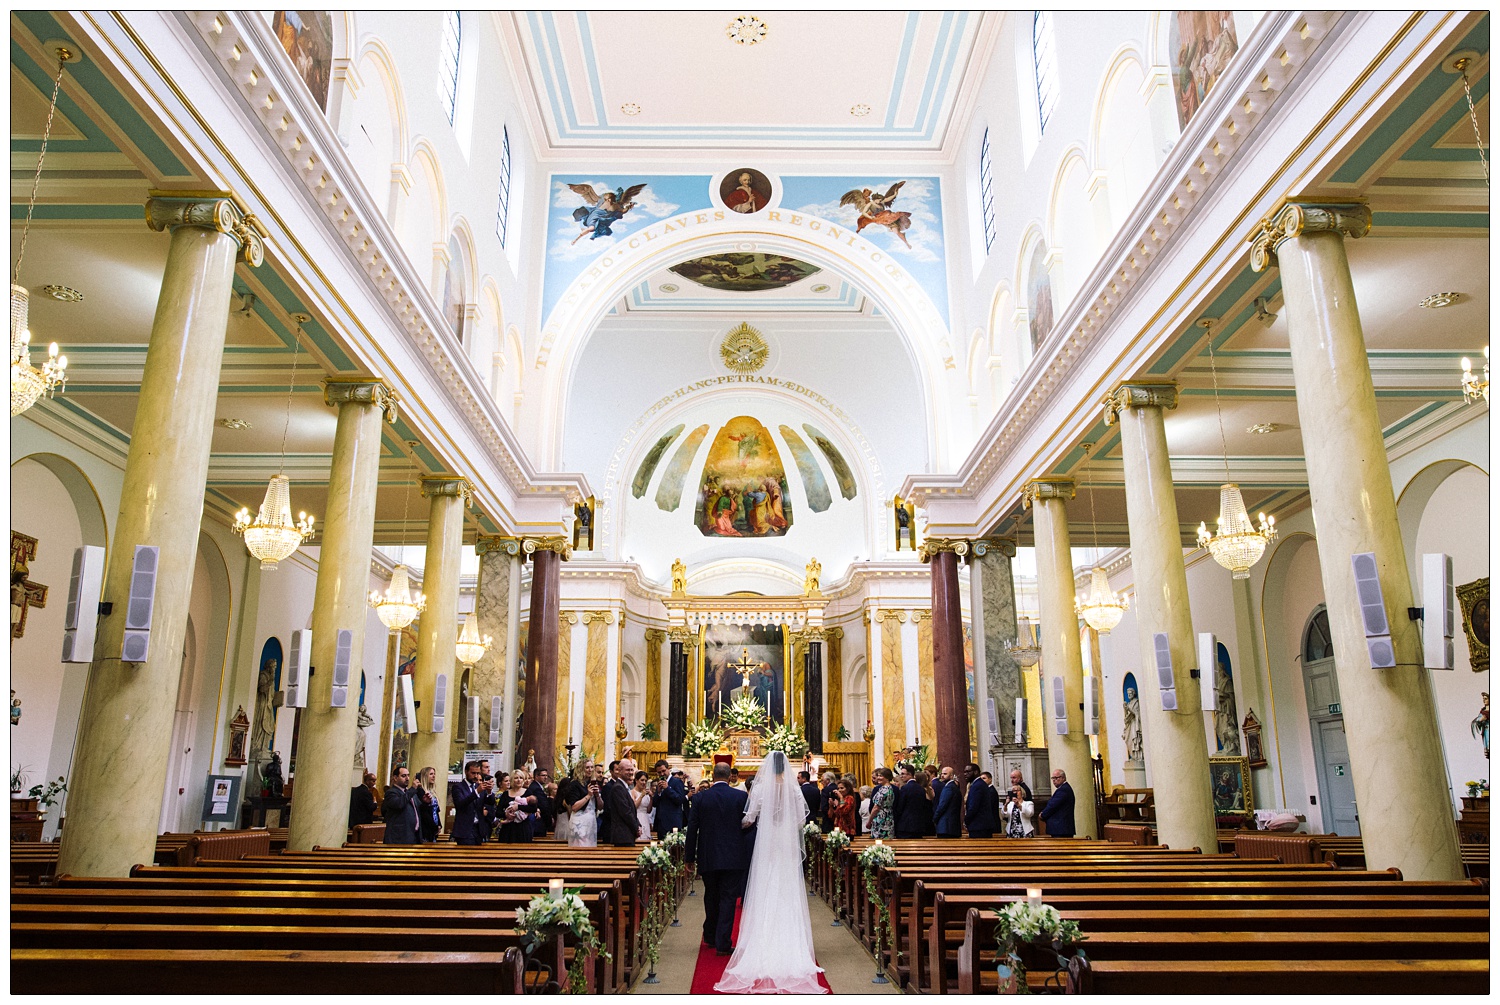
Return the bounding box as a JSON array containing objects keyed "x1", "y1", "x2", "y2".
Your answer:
[{"x1": 727, "y1": 647, "x2": 767, "y2": 712}]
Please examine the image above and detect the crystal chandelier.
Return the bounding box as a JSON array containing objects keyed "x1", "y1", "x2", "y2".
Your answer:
[
  {"x1": 1073, "y1": 442, "x2": 1129, "y2": 634},
  {"x1": 11, "y1": 49, "x2": 74, "y2": 417},
  {"x1": 1195, "y1": 318, "x2": 1276, "y2": 579},
  {"x1": 1461, "y1": 347, "x2": 1489, "y2": 403},
  {"x1": 233, "y1": 322, "x2": 314, "y2": 568},
  {"x1": 455, "y1": 612, "x2": 492, "y2": 667},
  {"x1": 1004, "y1": 618, "x2": 1042, "y2": 668},
  {"x1": 370, "y1": 476, "x2": 426, "y2": 630}
]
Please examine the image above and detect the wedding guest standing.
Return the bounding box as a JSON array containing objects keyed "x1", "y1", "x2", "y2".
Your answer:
[
  {"x1": 868, "y1": 767, "x2": 896, "y2": 839},
  {"x1": 1003, "y1": 784, "x2": 1036, "y2": 838},
  {"x1": 528, "y1": 768, "x2": 555, "y2": 838},
  {"x1": 652, "y1": 760, "x2": 687, "y2": 839},
  {"x1": 798, "y1": 770, "x2": 821, "y2": 820},
  {"x1": 349, "y1": 770, "x2": 378, "y2": 827},
  {"x1": 602, "y1": 757, "x2": 641, "y2": 846},
  {"x1": 922, "y1": 765, "x2": 940, "y2": 836},
  {"x1": 858, "y1": 785, "x2": 874, "y2": 833},
  {"x1": 933, "y1": 765, "x2": 961, "y2": 838},
  {"x1": 818, "y1": 771, "x2": 839, "y2": 833},
  {"x1": 632, "y1": 770, "x2": 654, "y2": 843},
  {"x1": 832, "y1": 778, "x2": 858, "y2": 834},
  {"x1": 451, "y1": 760, "x2": 494, "y2": 846},
  {"x1": 1039, "y1": 769, "x2": 1077, "y2": 838},
  {"x1": 557, "y1": 760, "x2": 600, "y2": 847},
  {"x1": 381, "y1": 765, "x2": 420, "y2": 844},
  {"x1": 963, "y1": 763, "x2": 1000, "y2": 838},
  {"x1": 496, "y1": 770, "x2": 538, "y2": 843},
  {"x1": 412, "y1": 765, "x2": 442, "y2": 843},
  {"x1": 893, "y1": 764, "x2": 928, "y2": 839}
]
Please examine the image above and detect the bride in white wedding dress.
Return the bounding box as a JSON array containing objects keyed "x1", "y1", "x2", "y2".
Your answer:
[{"x1": 715, "y1": 750, "x2": 827, "y2": 994}]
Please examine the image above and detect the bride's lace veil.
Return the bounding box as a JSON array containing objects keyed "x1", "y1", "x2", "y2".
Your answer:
[{"x1": 743, "y1": 750, "x2": 809, "y2": 860}]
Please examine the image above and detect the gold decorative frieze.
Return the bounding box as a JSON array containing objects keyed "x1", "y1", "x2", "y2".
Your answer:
[
  {"x1": 420, "y1": 476, "x2": 473, "y2": 505},
  {"x1": 1248, "y1": 199, "x2": 1371, "y2": 272},
  {"x1": 874, "y1": 609, "x2": 908, "y2": 625},
  {"x1": 1022, "y1": 478, "x2": 1076, "y2": 508},
  {"x1": 324, "y1": 378, "x2": 398, "y2": 422},
  {"x1": 1102, "y1": 381, "x2": 1179, "y2": 425},
  {"x1": 145, "y1": 192, "x2": 267, "y2": 266},
  {"x1": 474, "y1": 535, "x2": 521, "y2": 557},
  {"x1": 918, "y1": 537, "x2": 969, "y2": 563}
]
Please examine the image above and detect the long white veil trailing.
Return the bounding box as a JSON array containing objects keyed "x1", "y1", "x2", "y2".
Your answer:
[{"x1": 715, "y1": 751, "x2": 826, "y2": 994}]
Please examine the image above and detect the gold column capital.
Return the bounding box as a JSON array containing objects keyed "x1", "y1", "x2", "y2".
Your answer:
[
  {"x1": 1102, "y1": 381, "x2": 1179, "y2": 425},
  {"x1": 911, "y1": 609, "x2": 933, "y2": 624},
  {"x1": 1022, "y1": 477, "x2": 1076, "y2": 508},
  {"x1": 420, "y1": 476, "x2": 473, "y2": 506},
  {"x1": 875, "y1": 609, "x2": 908, "y2": 625},
  {"x1": 581, "y1": 610, "x2": 616, "y2": 626},
  {"x1": 644, "y1": 628, "x2": 668, "y2": 644},
  {"x1": 145, "y1": 191, "x2": 267, "y2": 266},
  {"x1": 801, "y1": 626, "x2": 830, "y2": 642},
  {"x1": 918, "y1": 537, "x2": 970, "y2": 563},
  {"x1": 826, "y1": 626, "x2": 845, "y2": 641},
  {"x1": 1248, "y1": 199, "x2": 1371, "y2": 272},
  {"x1": 522, "y1": 536, "x2": 573, "y2": 561},
  {"x1": 970, "y1": 536, "x2": 1017, "y2": 559},
  {"x1": 323, "y1": 378, "x2": 398, "y2": 422},
  {"x1": 666, "y1": 627, "x2": 695, "y2": 645},
  {"x1": 474, "y1": 534, "x2": 521, "y2": 557},
  {"x1": 560, "y1": 610, "x2": 579, "y2": 627}
]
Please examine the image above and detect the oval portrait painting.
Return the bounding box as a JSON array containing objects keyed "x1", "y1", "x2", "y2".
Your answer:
[{"x1": 719, "y1": 168, "x2": 773, "y2": 215}]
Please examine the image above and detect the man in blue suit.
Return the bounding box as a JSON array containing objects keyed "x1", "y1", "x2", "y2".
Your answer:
[
  {"x1": 963, "y1": 762, "x2": 1000, "y2": 838},
  {"x1": 1038, "y1": 768, "x2": 1076, "y2": 838},
  {"x1": 652, "y1": 759, "x2": 687, "y2": 840},
  {"x1": 684, "y1": 762, "x2": 753, "y2": 955},
  {"x1": 933, "y1": 764, "x2": 961, "y2": 837},
  {"x1": 450, "y1": 760, "x2": 494, "y2": 845}
]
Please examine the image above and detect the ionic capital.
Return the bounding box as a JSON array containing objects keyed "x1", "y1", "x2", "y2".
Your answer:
[
  {"x1": 324, "y1": 378, "x2": 398, "y2": 422},
  {"x1": 420, "y1": 476, "x2": 473, "y2": 506},
  {"x1": 560, "y1": 611, "x2": 579, "y2": 627},
  {"x1": 918, "y1": 537, "x2": 969, "y2": 563},
  {"x1": 970, "y1": 536, "x2": 1018, "y2": 560},
  {"x1": 474, "y1": 535, "x2": 521, "y2": 557},
  {"x1": 582, "y1": 610, "x2": 616, "y2": 626},
  {"x1": 911, "y1": 609, "x2": 932, "y2": 624},
  {"x1": 145, "y1": 192, "x2": 266, "y2": 266},
  {"x1": 644, "y1": 628, "x2": 668, "y2": 644},
  {"x1": 1102, "y1": 381, "x2": 1178, "y2": 425},
  {"x1": 667, "y1": 627, "x2": 696, "y2": 645},
  {"x1": 1248, "y1": 199, "x2": 1371, "y2": 272},
  {"x1": 875, "y1": 609, "x2": 908, "y2": 625},
  {"x1": 1022, "y1": 478, "x2": 1075, "y2": 508},
  {"x1": 522, "y1": 536, "x2": 573, "y2": 561}
]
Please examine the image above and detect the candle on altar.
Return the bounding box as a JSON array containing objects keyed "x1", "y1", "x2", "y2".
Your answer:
[
  {"x1": 1026, "y1": 887, "x2": 1042, "y2": 906},
  {"x1": 566, "y1": 694, "x2": 575, "y2": 743},
  {"x1": 549, "y1": 878, "x2": 565, "y2": 901}
]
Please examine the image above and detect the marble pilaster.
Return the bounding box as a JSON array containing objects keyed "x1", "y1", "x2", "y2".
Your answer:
[
  {"x1": 474, "y1": 536, "x2": 521, "y2": 764},
  {"x1": 644, "y1": 629, "x2": 665, "y2": 734},
  {"x1": 971, "y1": 538, "x2": 1019, "y2": 772},
  {"x1": 409, "y1": 478, "x2": 470, "y2": 784},
  {"x1": 581, "y1": 611, "x2": 613, "y2": 758},
  {"x1": 59, "y1": 195, "x2": 263, "y2": 878},
  {"x1": 826, "y1": 628, "x2": 845, "y2": 740},
  {"x1": 1252, "y1": 201, "x2": 1461, "y2": 881}
]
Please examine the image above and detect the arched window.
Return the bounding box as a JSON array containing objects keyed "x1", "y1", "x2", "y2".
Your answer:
[
  {"x1": 495, "y1": 126, "x2": 513, "y2": 248},
  {"x1": 1031, "y1": 11, "x2": 1059, "y2": 133},
  {"x1": 978, "y1": 128, "x2": 997, "y2": 255},
  {"x1": 439, "y1": 11, "x2": 462, "y2": 125},
  {"x1": 1303, "y1": 608, "x2": 1334, "y2": 663}
]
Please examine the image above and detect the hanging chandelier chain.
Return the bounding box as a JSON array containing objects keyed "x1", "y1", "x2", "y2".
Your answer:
[
  {"x1": 14, "y1": 56, "x2": 68, "y2": 285},
  {"x1": 1085, "y1": 442, "x2": 1102, "y2": 554},
  {"x1": 1457, "y1": 62, "x2": 1489, "y2": 185},
  {"x1": 1203, "y1": 321, "x2": 1233, "y2": 485},
  {"x1": 278, "y1": 330, "x2": 300, "y2": 474}
]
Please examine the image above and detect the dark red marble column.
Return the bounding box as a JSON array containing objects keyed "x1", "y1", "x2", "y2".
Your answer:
[
  {"x1": 930, "y1": 547, "x2": 970, "y2": 772},
  {"x1": 518, "y1": 546, "x2": 560, "y2": 771}
]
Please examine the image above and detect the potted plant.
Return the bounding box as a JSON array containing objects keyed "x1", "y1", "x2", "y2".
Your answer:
[
  {"x1": 28, "y1": 776, "x2": 67, "y2": 814},
  {"x1": 1462, "y1": 780, "x2": 1489, "y2": 812},
  {"x1": 639, "y1": 722, "x2": 660, "y2": 742}
]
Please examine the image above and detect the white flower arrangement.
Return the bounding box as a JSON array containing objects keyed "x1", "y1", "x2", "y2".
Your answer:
[
  {"x1": 719, "y1": 691, "x2": 769, "y2": 732},
  {"x1": 516, "y1": 887, "x2": 611, "y2": 994},
  {"x1": 858, "y1": 841, "x2": 896, "y2": 871},
  {"x1": 637, "y1": 842, "x2": 673, "y2": 871},
  {"x1": 762, "y1": 721, "x2": 809, "y2": 757},
  {"x1": 682, "y1": 719, "x2": 725, "y2": 759},
  {"x1": 824, "y1": 826, "x2": 850, "y2": 856},
  {"x1": 662, "y1": 827, "x2": 686, "y2": 850},
  {"x1": 994, "y1": 899, "x2": 1086, "y2": 992},
  {"x1": 802, "y1": 821, "x2": 822, "y2": 841}
]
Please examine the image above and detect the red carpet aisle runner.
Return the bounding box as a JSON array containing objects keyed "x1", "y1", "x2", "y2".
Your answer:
[{"x1": 688, "y1": 904, "x2": 833, "y2": 994}]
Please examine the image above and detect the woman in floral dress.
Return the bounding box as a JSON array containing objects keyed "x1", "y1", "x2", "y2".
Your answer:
[{"x1": 868, "y1": 766, "x2": 896, "y2": 839}]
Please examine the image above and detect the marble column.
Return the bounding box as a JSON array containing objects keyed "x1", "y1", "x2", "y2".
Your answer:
[
  {"x1": 921, "y1": 541, "x2": 971, "y2": 773},
  {"x1": 1251, "y1": 202, "x2": 1462, "y2": 881},
  {"x1": 805, "y1": 634, "x2": 824, "y2": 752},
  {"x1": 408, "y1": 477, "x2": 470, "y2": 785},
  {"x1": 58, "y1": 195, "x2": 263, "y2": 877},
  {"x1": 474, "y1": 537, "x2": 521, "y2": 766},
  {"x1": 502, "y1": 544, "x2": 522, "y2": 765},
  {"x1": 1104, "y1": 382, "x2": 1216, "y2": 852},
  {"x1": 287, "y1": 379, "x2": 396, "y2": 852},
  {"x1": 667, "y1": 629, "x2": 690, "y2": 753},
  {"x1": 1023, "y1": 479, "x2": 1098, "y2": 838},
  {"x1": 518, "y1": 539, "x2": 568, "y2": 774},
  {"x1": 971, "y1": 538, "x2": 1020, "y2": 773}
]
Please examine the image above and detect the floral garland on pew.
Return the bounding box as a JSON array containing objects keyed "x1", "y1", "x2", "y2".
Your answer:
[
  {"x1": 823, "y1": 827, "x2": 850, "y2": 925},
  {"x1": 516, "y1": 886, "x2": 612, "y2": 994},
  {"x1": 636, "y1": 840, "x2": 680, "y2": 984},
  {"x1": 993, "y1": 900, "x2": 1086, "y2": 994},
  {"x1": 857, "y1": 840, "x2": 897, "y2": 980},
  {"x1": 802, "y1": 821, "x2": 822, "y2": 884}
]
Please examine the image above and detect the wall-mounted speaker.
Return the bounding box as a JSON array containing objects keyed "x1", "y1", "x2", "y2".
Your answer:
[
  {"x1": 489, "y1": 696, "x2": 502, "y2": 746},
  {"x1": 329, "y1": 629, "x2": 353, "y2": 708},
  {"x1": 1051, "y1": 675, "x2": 1068, "y2": 735},
  {"x1": 285, "y1": 629, "x2": 311, "y2": 709},
  {"x1": 431, "y1": 673, "x2": 449, "y2": 733},
  {"x1": 121, "y1": 630, "x2": 150, "y2": 664},
  {"x1": 1153, "y1": 632, "x2": 1179, "y2": 711},
  {"x1": 124, "y1": 545, "x2": 158, "y2": 631},
  {"x1": 1014, "y1": 697, "x2": 1027, "y2": 745},
  {"x1": 1422, "y1": 552, "x2": 1454, "y2": 671},
  {"x1": 61, "y1": 545, "x2": 105, "y2": 664},
  {"x1": 1198, "y1": 633, "x2": 1218, "y2": 711},
  {"x1": 1350, "y1": 552, "x2": 1396, "y2": 668},
  {"x1": 985, "y1": 697, "x2": 1000, "y2": 746},
  {"x1": 467, "y1": 695, "x2": 480, "y2": 744},
  {"x1": 400, "y1": 674, "x2": 417, "y2": 735},
  {"x1": 1083, "y1": 675, "x2": 1100, "y2": 735}
]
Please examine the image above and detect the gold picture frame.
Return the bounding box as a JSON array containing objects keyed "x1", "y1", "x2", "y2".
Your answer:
[
  {"x1": 1209, "y1": 755, "x2": 1253, "y2": 815},
  {"x1": 1456, "y1": 577, "x2": 1489, "y2": 674}
]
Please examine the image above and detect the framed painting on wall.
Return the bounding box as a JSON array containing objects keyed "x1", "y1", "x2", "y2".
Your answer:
[{"x1": 1209, "y1": 755, "x2": 1252, "y2": 815}]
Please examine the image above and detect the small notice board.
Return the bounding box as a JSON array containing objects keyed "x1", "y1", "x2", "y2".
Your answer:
[{"x1": 201, "y1": 773, "x2": 243, "y2": 823}]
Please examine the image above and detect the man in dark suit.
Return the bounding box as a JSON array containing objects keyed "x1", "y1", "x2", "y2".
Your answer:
[
  {"x1": 963, "y1": 762, "x2": 1000, "y2": 838},
  {"x1": 381, "y1": 766, "x2": 420, "y2": 844},
  {"x1": 1039, "y1": 768, "x2": 1076, "y2": 838},
  {"x1": 892, "y1": 764, "x2": 927, "y2": 838},
  {"x1": 818, "y1": 771, "x2": 838, "y2": 833},
  {"x1": 349, "y1": 770, "x2": 377, "y2": 827},
  {"x1": 932, "y1": 764, "x2": 961, "y2": 837},
  {"x1": 652, "y1": 759, "x2": 687, "y2": 839},
  {"x1": 451, "y1": 760, "x2": 494, "y2": 845},
  {"x1": 684, "y1": 762, "x2": 753, "y2": 956},
  {"x1": 798, "y1": 771, "x2": 821, "y2": 821},
  {"x1": 529, "y1": 768, "x2": 555, "y2": 838},
  {"x1": 601, "y1": 756, "x2": 641, "y2": 846}
]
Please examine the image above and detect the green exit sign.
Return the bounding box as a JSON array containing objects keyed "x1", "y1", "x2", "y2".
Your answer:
[{"x1": 1328, "y1": 703, "x2": 1341, "y2": 714}]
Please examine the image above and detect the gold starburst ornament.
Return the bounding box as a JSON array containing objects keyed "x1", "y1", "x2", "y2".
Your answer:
[{"x1": 720, "y1": 322, "x2": 769, "y2": 374}]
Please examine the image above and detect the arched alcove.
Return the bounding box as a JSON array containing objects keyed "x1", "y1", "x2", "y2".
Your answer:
[{"x1": 1259, "y1": 532, "x2": 1326, "y2": 827}]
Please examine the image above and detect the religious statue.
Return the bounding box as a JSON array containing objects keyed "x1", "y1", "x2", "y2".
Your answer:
[
  {"x1": 573, "y1": 497, "x2": 595, "y2": 551},
  {"x1": 1473, "y1": 692, "x2": 1489, "y2": 760},
  {"x1": 1122, "y1": 686, "x2": 1144, "y2": 762},
  {"x1": 804, "y1": 557, "x2": 822, "y2": 597},
  {"x1": 262, "y1": 751, "x2": 285, "y2": 797},
  {"x1": 353, "y1": 704, "x2": 373, "y2": 769},
  {"x1": 1213, "y1": 647, "x2": 1241, "y2": 755},
  {"x1": 251, "y1": 656, "x2": 279, "y2": 771},
  {"x1": 10, "y1": 689, "x2": 21, "y2": 727},
  {"x1": 671, "y1": 558, "x2": 687, "y2": 596}
]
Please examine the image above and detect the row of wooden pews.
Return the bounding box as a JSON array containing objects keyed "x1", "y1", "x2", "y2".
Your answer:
[
  {"x1": 813, "y1": 835, "x2": 1488, "y2": 994},
  {"x1": 13, "y1": 840, "x2": 677, "y2": 994},
  {"x1": 12, "y1": 828, "x2": 294, "y2": 885}
]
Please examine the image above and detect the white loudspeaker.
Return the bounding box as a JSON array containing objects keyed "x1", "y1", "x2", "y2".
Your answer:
[
  {"x1": 489, "y1": 696, "x2": 502, "y2": 746},
  {"x1": 432, "y1": 672, "x2": 449, "y2": 733},
  {"x1": 329, "y1": 628, "x2": 353, "y2": 708},
  {"x1": 1198, "y1": 633, "x2": 1218, "y2": 712},
  {"x1": 467, "y1": 695, "x2": 480, "y2": 744},
  {"x1": 1014, "y1": 697, "x2": 1027, "y2": 745},
  {"x1": 400, "y1": 674, "x2": 417, "y2": 735},
  {"x1": 120, "y1": 545, "x2": 160, "y2": 663},
  {"x1": 121, "y1": 630, "x2": 151, "y2": 663},
  {"x1": 1422, "y1": 553, "x2": 1455, "y2": 671},
  {"x1": 1083, "y1": 675, "x2": 1100, "y2": 736},
  {"x1": 985, "y1": 697, "x2": 1000, "y2": 746},
  {"x1": 285, "y1": 629, "x2": 311, "y2": 709},
  {"x1": 1350, "y1": 552, "x2": 1396, "y2": 668},
  {"x1": 61, "y1": 545, "x2": 106, "y2": 663},
  {"x1": 1051, "y1": 675, "x2": 1068, "y2": 735},
  {"x1": 1154, "y1": 632, "x2": 1179, "y2": 712}
]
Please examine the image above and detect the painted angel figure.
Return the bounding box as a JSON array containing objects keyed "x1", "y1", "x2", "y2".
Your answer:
[
  {"x1": 568, "y1": 182, "x2": 648, "y2": 244},
  {"x1": 840, "y1": 181, "x2": 913, "y2": 248}
]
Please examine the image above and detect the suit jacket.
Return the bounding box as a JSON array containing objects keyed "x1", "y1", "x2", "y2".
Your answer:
[
  {"x1": 653, "y1": 776, "x2": 687, "y2": 836},
  {"x1": 1039, "y1": 782, "x2": 1076, "y2": 837},
  {"x1": 684, "y1": 781, "x2": 752, "y2": 873},
  {"x1": 381, "y1": 785, "x2": 420, "y2": 844},
  {"x1": 933, "y1": 778, "x2": 961, "y2": 836},
  {"x1": 819, "y1": 782, "x2": 839, "y2": 831},
  {"x1": 800, "y1": 781, "x2": 821, "y2": 819},
  {"x1": 527, "y1": 780, "x2": 554, "y2": 837},
  {"x1": 601, "y1": 777, "x2": 639, "y2": 846},
  {"x1": 450, "y1": 779, "x2": 490, "y2": 844},
  {"x1": 349, "y1": 784, "x2": 376, "y2": 827},
  {"x1": 964, "y1": 777, "x2": 1001, "y2": 834},
  {"x1": 892, "y1": 779, "x2": 928, "y2": 837}
]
